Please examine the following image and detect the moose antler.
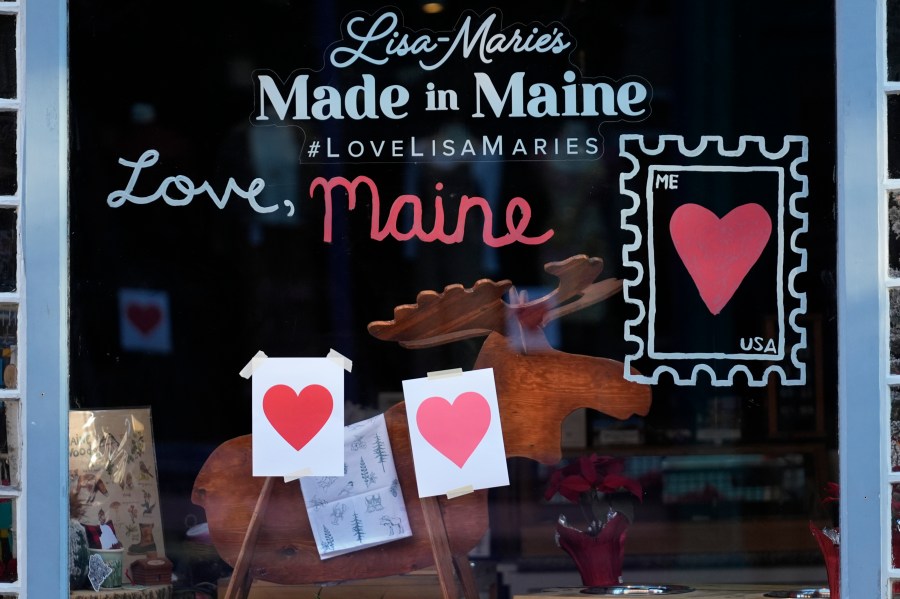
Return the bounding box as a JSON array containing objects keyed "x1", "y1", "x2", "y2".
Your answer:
[
  {"x1": 367, "y1": 279, "x2": 513, "y2": 349},
  {"x1": 509, "y1": 255, "x2": 622, "y2": 329},
  {"x1": 367, "y1": 255, "x2": 620, "y2": 349}
]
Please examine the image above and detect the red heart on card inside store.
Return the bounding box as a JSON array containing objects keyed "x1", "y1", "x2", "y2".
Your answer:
[
  {"x1": 669, "y1": 203, "x2": 772, "y2": 315},
  {"x1": 126, "y1": 303, "x2": 162, "y2": 335},
  {"x1": 263, "y1": 384, "x2": 333, "y2": 451},
  {"x1": 416, "y1": 392, "x2": 491, "y2": 468}
]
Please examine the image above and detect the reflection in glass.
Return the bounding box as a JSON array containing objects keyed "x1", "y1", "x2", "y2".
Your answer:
[
  {"x1": 890, "y1": 191, "x2": 900, "y2": 274},
  {"x1": 891, "y1": 95, "x2": 900, "y2": 179},
  {"x1": 0, "y1": 15, "x2": 13, "y2": 100},
  {"x1": 0, "y1": 400, "x2": 15, "y2": 584},
  {"x1": 891, "y1": 0, "x2": 900, "y2": 80},
  {"x1": 0, "y1": 496, "x2": 15, "y2": 583},
  {"x1": 0, "y1": 210, "x2": 15, "y2": 293},
  {"x1": 893, "y1": 291, "x2": 900, "y2": 375},
  {"x1": 0, "y1": 307, "x2": 15, "y2": 392},
  {"x1": 893, "y1": 388, "x2": 900, "y2": 472},
  {"x1": 0, "y1": 401, "x2": 15, "y2": 489},
  {"x1": 0, "y1": 112, "x2": 14, "y2": 196},
  {"x1": 893, "y1": 484, "x2": 900, "y2": 569}
]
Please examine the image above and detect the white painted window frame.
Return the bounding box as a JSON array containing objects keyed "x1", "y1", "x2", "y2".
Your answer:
[
  {"x1": 22, "y1": 0, "x2": 68, "y2": 596},
  {"x1": 0, "y1": 0, "x2": 22, "y2": 596},
  {"x1": 836, "y1": 0, "x2": 889, "y2": 595},
  {"x1": 13, "y1": 0, "x2": 891, "y2": 596}
]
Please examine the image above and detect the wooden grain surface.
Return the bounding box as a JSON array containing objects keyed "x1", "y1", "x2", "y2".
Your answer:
[{"x1": 475, "y1": 331, "x2": 651, "y2": 465}]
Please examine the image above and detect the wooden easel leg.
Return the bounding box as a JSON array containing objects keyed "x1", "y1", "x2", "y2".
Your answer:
[
  {"x1": 420, "y1": 496, "x2": 463, "y2": 599},
  {"x1": 452, "y1": 553, "x2": 480, "y2": 599},
  {"x1": 224, "y1": 477, "x2": 276, "y2": 599}
]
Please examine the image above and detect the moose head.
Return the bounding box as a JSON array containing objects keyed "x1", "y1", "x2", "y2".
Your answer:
[{"x1": 368, "y1": 254, "x2": 651, "y2": 464}]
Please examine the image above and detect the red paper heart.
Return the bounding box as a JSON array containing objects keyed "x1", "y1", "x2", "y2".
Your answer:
[
  {"x1": 126, "y1": 304, "x2": 162, "y2": 335},
  {"x1": 669, "y1": 203, "x2": 772, "y2": 315},
  {"x1": 416, "y1": 392, "x2": 491, "y2": 468},
  {"x1": 263, "y1": 384, "x2": 333, "y2": 451}
]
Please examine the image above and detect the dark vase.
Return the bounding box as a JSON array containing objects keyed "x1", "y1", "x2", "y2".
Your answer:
[
  {"x1": 809, "y1": 522, "x2": 839, "y2": 599},
  {"x1": 555, "y1": 513, "x2": 629, "y2": 587}
]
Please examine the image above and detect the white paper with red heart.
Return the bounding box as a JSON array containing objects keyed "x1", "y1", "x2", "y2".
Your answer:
[
  {"x1": 251, "y1": 357, "x2": 345, "y2": 477},
  {"x1": 118, "y1": 288, "x2": 172, "y2": 354},
  {"x1": 402, "y1": 368, "x2": 508, "y2": 498}
]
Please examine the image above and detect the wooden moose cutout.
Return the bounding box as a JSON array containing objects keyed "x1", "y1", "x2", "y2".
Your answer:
[{"x1": 192, "y1": 254, "x2": 651, "y2": 598}]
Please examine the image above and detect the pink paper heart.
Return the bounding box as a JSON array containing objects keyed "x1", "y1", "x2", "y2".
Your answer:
[
  {"x1": 669, "y1": 203, "x2": 772, "y2": 315},
  {"x1": 126, "y1": 303, "x2": 162, "y2": 335},
  {"x1": 263, "y1": 384, "x2": 333, "y2": 451},
  {"x1": 416, "y1": 392, "x2": 491, "y2": 468}
]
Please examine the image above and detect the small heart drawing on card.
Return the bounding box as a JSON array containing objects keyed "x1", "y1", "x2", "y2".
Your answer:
[
  {"x1": 416, "y1": 392, "x2": 491, "y2": 468},
  {"x1": 263, "y1": 384, "x2": 333, "y2": 451},
  {"x1": 669, "y1": 203, "x2": 772, "y2": 315},
  {"x1": 126, "y1": 303, "x2": 162, "y2": 335}
]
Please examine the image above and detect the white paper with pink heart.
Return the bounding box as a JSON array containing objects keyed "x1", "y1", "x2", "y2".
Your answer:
[
  {"x1": 402, "y1": 369, "x2": 509, "y2": 498},
  {"x1": 250, "y1": 356, "x2": 345, "y2": 477}
]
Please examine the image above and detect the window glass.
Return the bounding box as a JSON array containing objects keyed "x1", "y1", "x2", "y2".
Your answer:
[
  {"x1": 889, "y1": 191, "x2": 900, "y2": 274},
  {"x1": 890, "y1": 94, "x2": 900, "y2": 179},
  {"x1": 0, "y1": 401, "x2": 17, "y2": 489},
  {"x1": 0, "y1": 211, "x2": 16, "y2": 294},
  {"x1": 893, "y1": 290, "x2": 900, "y2": 375},
  {"x1": 0, "y1": 16, "x2": 14, "y2": 100},
  {"x1": 890, "y1": 0, "x2": 900, "y2": 80},
  {"x1": 69, "y1": 1, "x2": 837, "y2": 593},
  {"x1": 0, "y1": 112, "x2": 15, "y2": 196}
]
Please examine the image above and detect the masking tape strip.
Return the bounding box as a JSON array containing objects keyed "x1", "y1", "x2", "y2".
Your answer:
[
  {"x1": 240, "y1": 351, "x2": 269, "y2": 379},
  {"x1": 327, "y1": 349, "x2": 353, "y2": 373},
  {"x1": 427, "y1": 368, "x2": 463, "y2": 379},
  {"x1": 446, "y1": 485, "x2": 475, "y2": 499},
  {"x1": 284, "y1": 467, "x2": 313, "y2": 483}
]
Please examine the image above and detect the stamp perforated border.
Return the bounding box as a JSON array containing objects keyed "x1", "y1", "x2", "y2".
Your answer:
[{"x1": 619, "y1": 135, "x2": 809, "y2": 386}]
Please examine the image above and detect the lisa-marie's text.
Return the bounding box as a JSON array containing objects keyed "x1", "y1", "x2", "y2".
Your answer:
[
  {"x1": 252, "y1": 9, "x2": 652, "y2": 125},
  {"x1": 330, "y1": 10, "x2": 572, "y2": 71},
  {"x1": 106, "y1": 150, "x2": 554, "y2": 248}
]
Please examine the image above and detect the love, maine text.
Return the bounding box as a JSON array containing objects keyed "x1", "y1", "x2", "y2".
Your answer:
[{"x1": 106, "y1": 150, "x2": 555, "y2": 247}]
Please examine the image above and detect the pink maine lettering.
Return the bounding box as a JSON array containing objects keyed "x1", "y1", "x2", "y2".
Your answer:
[
  {"x1": 309, "y1": 176, "x2": 553, "y2": 247},
  {"x1": 107, "y1": 150, "x2": 554, "y2": 247}
]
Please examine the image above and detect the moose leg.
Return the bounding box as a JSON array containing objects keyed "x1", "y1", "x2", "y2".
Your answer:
[
  {"x1": 452, "y1": 553, "x2": 480, "y2": 599},
  {"x1": 224, "y1": 476, "x2": 275, "y2": 599},
  {"x1": 420, "y1": 496, "x2": 464, "y2": 599}
]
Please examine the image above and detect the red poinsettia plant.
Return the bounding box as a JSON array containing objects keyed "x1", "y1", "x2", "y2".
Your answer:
[{"x1": 544, "y1": 454, "x2": 643, "y2": 536}]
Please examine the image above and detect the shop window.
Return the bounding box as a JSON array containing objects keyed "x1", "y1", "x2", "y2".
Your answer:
[{"x1": 68, "y1": 1, "x2": 838, "y2": 596}]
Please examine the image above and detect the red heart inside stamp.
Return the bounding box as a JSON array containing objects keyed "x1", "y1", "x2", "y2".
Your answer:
[
  {"x1": 669, "y1": 203, "x2": 772, "y2": 315},
  {"x1": 416, "y1": 392, "x2": 491, "y2": 468},
  {"x1": 263, "y1": 384, "x2": 333, "y2": 451},
  {"x1": 126, "y1": 304, "x2": 162, "y2": 335}
]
